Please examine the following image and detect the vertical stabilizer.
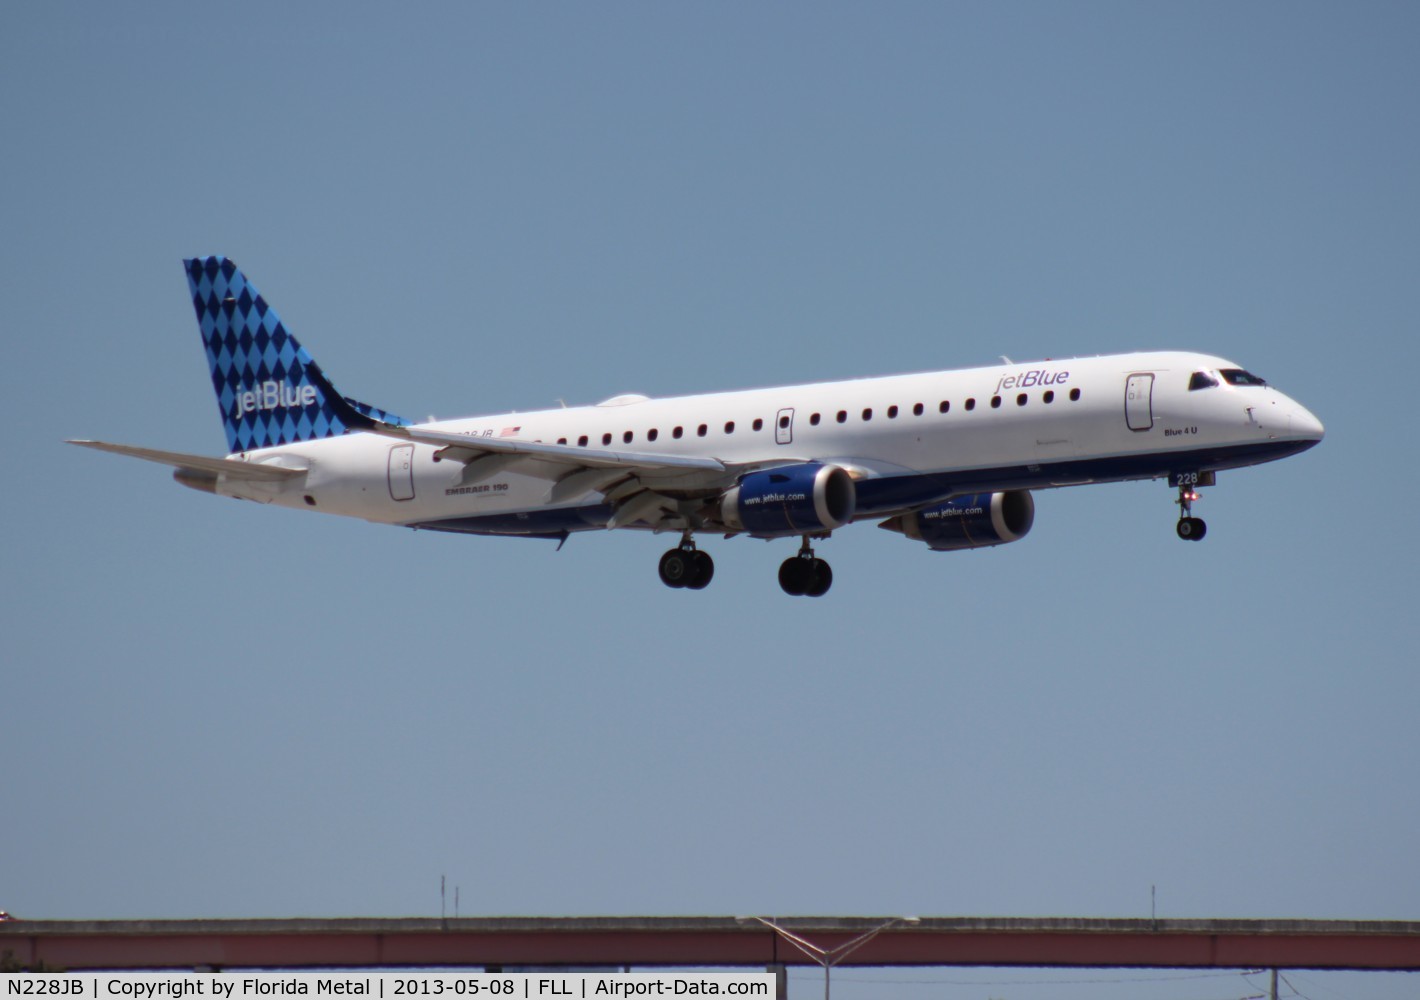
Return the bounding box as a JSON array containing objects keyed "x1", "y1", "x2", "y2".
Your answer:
[{"x1": 184, "y1": 257, "x2": 405, "y2": 453}]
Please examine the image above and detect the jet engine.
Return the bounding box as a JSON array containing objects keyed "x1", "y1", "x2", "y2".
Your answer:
[
  {"x1": 879, "y1": 490, "x2": 1034, "y2": 551},
  {"x1": 720, "y1": 463, "x2": 856, "y2": 537}
]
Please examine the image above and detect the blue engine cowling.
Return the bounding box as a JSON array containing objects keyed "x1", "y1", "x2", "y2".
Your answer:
[
  {"x1": 879, "y1": 491, "x2": 1034, "y2": 551},
  {"x1": 720, "y1": 463, "x2": 857, "y2": 537}
]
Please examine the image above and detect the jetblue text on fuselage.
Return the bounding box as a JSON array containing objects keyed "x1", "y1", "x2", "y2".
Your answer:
[
  {"x1": 994, "y1": 369, "x2": 1070, "y2": 395},
  {"x1": 233, "y1": 381, "x2": 318, "y2": 420}
]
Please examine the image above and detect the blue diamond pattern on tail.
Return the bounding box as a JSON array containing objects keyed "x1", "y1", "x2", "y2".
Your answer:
[{"x1": 184, "y1": 257, "x2": 406, "y2": 453}]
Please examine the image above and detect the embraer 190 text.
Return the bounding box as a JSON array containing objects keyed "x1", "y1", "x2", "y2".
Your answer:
[{"x1": 71, "y1": 258, "x2": 1325, "y2": 596}]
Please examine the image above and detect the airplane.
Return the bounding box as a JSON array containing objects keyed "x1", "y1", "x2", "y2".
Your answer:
[{"x1": 70, "y1": 257, "x2": 1325, "y2": 596}]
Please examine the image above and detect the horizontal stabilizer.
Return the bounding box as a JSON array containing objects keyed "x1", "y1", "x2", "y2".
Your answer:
[{"x1": 66, "y1": 440, "x2": 305, "y2": 482}]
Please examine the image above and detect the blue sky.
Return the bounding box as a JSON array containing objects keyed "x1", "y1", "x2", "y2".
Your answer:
[{"x1": 3, "y1": 3, "x2": 1418, "y2": 998}]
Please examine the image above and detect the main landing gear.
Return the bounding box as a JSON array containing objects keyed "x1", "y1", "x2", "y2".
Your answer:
[
  {"x1": 656, "y1": 533, "x2": 833, "y2": 596},
  {"x1": 1175, "y1": 482, "x2": 1207, "y2": 541},
  {"x1": 658, "y1": 534, "x2": 715, "y2": 590},
  {"x1": 778, "y1": 536, "x2": 833, "y2": 597}
]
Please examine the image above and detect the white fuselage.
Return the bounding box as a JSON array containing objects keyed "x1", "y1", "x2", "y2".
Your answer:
[{"x1": 211, "y1": 350, "x2": 1323, "y2": 539}]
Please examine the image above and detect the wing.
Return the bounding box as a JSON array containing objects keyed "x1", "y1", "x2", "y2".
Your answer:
[
  {"x1": 371, "y1": 423, "x2": 748, "y2": 530},
  {"x1": 267, "y1": 347, "x2": 792, "y2": 530},
  {"x1": 379, "y1": 422, "x2": 727, "y2": 474}
]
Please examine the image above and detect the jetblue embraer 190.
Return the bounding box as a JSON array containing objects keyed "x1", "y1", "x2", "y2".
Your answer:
[{"x1": 71, "y1": 258, "x2": 1325, "y2": 596}]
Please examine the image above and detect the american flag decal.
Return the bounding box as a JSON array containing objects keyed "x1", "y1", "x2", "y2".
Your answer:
[{"x1": 500, "y1": 426, "x2": 521, "y2": 437}]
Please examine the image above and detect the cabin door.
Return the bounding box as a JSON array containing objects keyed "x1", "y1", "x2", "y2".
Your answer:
[
  {"x1": 1125, "y1": 373, "x2": 1155, "y2": 432},
  {"x1": 388, "y1": 444, "x2": 416, "y2": 501}
]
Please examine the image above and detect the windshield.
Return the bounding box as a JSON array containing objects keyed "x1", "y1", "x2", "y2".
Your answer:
[
  {"x1": 1189, "y1": 371, "x2": 1219, "y2": 391},
  {"x1": 1220, "y1": 368, "x2": 1267, "y2": 387}
]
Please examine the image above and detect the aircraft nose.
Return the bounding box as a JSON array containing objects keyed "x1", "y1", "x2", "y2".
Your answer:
[{"x1": 1291, "y1": 403, "x2": 1325, "y2": 441}]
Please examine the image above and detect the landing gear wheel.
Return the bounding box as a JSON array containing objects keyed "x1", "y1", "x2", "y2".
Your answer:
[
  {"x1": 779, "y1": 535, "x2": 834, "y2": 597},
  {"x1": 658, "y1": 548, "x2": 694, "y2": 588},
  {"x1": 779, "y1": 557, "x2": 811, "y2": 596},
  {"x1": 660, "y1": 535, "x2": 714, "y2": 590},
  {"x1": 686, "y1": 550, "x2": 715, "y2": 590},
  {"x1": 1176, "y1": 517, "x2": 1207, "y2": 541},
  {"x1": 804, "y1": 558, "x2": 833, "y2": 597}
]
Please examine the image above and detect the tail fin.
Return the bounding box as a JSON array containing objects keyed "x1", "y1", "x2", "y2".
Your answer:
[{"x1": 184, "y1": 257, "x2": 406, "y2": 453}]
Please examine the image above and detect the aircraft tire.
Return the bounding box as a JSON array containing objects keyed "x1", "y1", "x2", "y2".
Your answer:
[
  {"x1": 686, "y1": 550, "x2": 715, "y2": 590},
  {"x1": 659, "y1": 549, "x2": 693, "y2": 588},
  {"x1": 804, "y1": 559, "x2": 832, "y2": 597},
  {"x1": 1176, "y1": 517, "x2": 1207, "y2": 541},
  {"x1": 778, "y1": 557, "x2": 810, "y2": 596}
]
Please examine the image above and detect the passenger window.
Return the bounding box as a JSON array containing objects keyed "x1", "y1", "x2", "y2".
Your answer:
[
  {"x1": 724, "y1": 421, "x2": 735, "y2": 434},
  {"x1": 557, "y1": 437, "x2": 567, "y2": 445},
  {"x1": 913, "y1": 403, "x2": 924, "y2": 416},
  {"x1": 810, "y1": 413, "x2": 821, "y2": 426},
  {"x1": 1070, "y1": 388, "x2": 1081, "y2": 401},
  {"x1": 862, "y1": 408, "x2": 872, "y2": 421},
  {"x1": 753, "y1": 418, "x2": 763, "y2": 431},
  {"x1": 836, "y1": 410, "x2": 848, "y2": 424},
  {"x1": 887, "y1": 405, "x2": 898, "y2": 418},
  {"x1": 673, "y1": 426, "x2": 683, "y2": 439},
  {"x1": 780, "y1": 415, "x2": 791, "y2": 429},
  {"x1": 602, "y1": 433, "x2": 612, "y2": 446},
  {"x1": 1017, "y1": 393, "x2": 1027, "y2": 406},
  {"x1": 623, "y1": 431, "x2": 633, "y2": 444},
  {"x1": 647, "y1": 428, "x2": 658, "y2": 442},
  {"x1": 578, "y1": 435, "x2": 588, "y2": 447},
  {"x1": 938, "y1": 400, "x2": 949, "y2": 414},
  {"x1": 991, "y1": 395, "x2": 1002, "y2": 408},
  {"x1": 1043, "y1": 390, "x2": 1054, "y2": 404},
  {"x1": 965, "y1": 398, "x2": 976, "y2": 411},
  {"x1": 697, "y1": 424, "x2": 708, "y2": 437}
]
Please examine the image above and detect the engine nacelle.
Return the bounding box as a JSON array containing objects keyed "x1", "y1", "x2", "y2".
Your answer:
[
  {"x1": 721, "y1": 463, "x2": 856, "y2": 537},
  {"x1": 879, "y1": 490, "x2": 1034, "y2": 551}
]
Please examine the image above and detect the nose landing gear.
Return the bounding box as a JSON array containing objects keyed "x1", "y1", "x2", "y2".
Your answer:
[
  {"x1": 779, "y1": 536, "x2": 833, "y2": 597},
  {"x1": 658, "y1": 533, "x2": 715, "y2": 590},
  {"x1": 1175, "y1": 481, "x2": 1207, "y2": 541}
]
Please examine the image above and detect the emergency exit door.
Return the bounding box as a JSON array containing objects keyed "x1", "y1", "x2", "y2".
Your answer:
[{"x1": 775, "y1": 407, "x2": 794, "y2": 445}]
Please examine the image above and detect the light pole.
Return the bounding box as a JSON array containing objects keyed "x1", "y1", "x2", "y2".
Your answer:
[{"x1": 736, "y1": 916, "x2": 920, "y2": 1000}]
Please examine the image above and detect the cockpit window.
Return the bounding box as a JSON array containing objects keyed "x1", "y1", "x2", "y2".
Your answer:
[
  {"x1": 1189, "y1": 371, "x2": 1219, "y2": 391},
  {"x1": 1219, "y1": 368, "x2": 1267, "y2": 387}
]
